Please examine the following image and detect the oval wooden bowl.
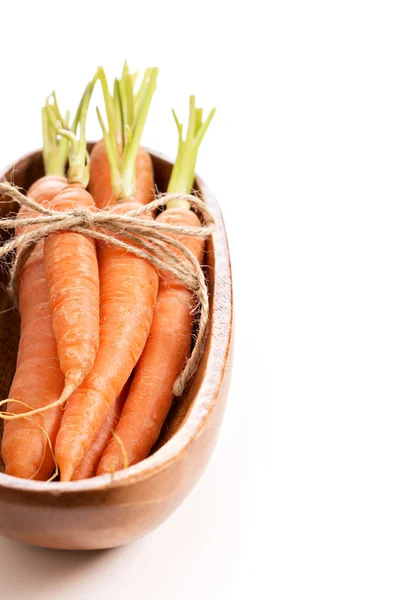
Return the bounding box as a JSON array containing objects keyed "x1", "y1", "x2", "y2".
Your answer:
[{"x1": 0, "y1": 147, "x2": 233, "y2": 550}]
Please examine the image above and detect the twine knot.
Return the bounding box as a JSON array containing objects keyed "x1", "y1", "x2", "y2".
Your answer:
[
  {"x1": 0, "y1": 181, "x2": 215, "y2": 396},
  {"x1": 71, "y1": 207, "x2": 96, "y2": 228}
]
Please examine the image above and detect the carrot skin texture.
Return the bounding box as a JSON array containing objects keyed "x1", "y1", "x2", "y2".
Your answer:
[
  {"x1": 55, "y1": 200, "x2": 158, "y2": 481},
  {"x1": 2, "y1": 176, "x2": 67, "y2": 480},
  {"x1": 71, "y1": 380, "x2": 129, "y2": 480},
  {"x1": 89, "y1": 139, "x2": 154, "y2": 208},
  {"x1": 43, "y1": 185, "x2": 100, "y2": 397},
  {"x1": 98, "y1": 208, "x2": 204, "y2": 475},
  {"x1": 135, "y1": 148, "x2": 155, "y2": 207},
  {"x1": 87, "y1": 139, "x2": 113, "y2": 208}
]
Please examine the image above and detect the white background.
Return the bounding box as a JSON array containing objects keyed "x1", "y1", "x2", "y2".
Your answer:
[{"x1": 0, "y1": 1, "x2": 400, "y2": 598}]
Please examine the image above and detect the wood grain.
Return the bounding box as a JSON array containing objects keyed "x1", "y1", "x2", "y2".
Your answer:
[{"x1": 0, "y1": 147, "x2": 233, "y2": 550}]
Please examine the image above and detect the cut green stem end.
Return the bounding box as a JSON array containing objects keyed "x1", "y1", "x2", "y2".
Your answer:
[
  {"x1": 96, "y1": 64, "x2": 159, "y2": 201},
  {"x1": 167, "y1": 96, "x2": 215, "y2": 209}
]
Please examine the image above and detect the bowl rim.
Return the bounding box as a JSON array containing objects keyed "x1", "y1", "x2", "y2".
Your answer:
[{"x1": 0, "y1": 147, "x2": 233, "y2": 495}]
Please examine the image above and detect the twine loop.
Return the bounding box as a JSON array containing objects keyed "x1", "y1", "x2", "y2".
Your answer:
[{"x1": 0, "y1": 181, "x2": 215, "y2": 396}]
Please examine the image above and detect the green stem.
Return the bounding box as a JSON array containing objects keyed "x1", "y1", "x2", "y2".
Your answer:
[
  {"x1": 113, "y1": 78, "x2": 122, "y2": 135},
  {"x1": 167, "y1": 96, "x2": 215, "y2": 209},
  {"x1": 96, "y1": 65, "x2": 158, "y2": 201},
  {"x1": 97, "y1": 67, "x2": 119, "y2": 166},
  {"x1": 42, "y1": 79, "x2": 95, "y2": 184},
  {"x1": 42, "y1": 107, "x2": 62, "y2": 176},
  {"x1": 41, "y1": 96, "x2": 70, "y2": 177},
  {"x1": 115, "y1": 62, "x2": 137, "y2": 145},
  {"x1": 59, "y1": 77, "x2": 96, "y2": 187},
  {"x1": 121, "y1": 68, "x2": 158, "y2": 198}
]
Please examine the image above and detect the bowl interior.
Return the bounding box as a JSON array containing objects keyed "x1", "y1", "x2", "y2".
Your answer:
[{"x1": 0, "y1": 146, "x2": 214, "y2": 476}]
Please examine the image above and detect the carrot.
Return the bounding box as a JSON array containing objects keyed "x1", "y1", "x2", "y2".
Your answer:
[
  {"x1": 89, "y1": 64, "x2": 155, "y2": 208},
  {"x1": 43, "y1": 78, "x2": 100, "y2": 404},
  {"x1": 89, "y1": 141, "x2": 153, "y2": 208},
  {"x1": 1, "y1": 95, "x2": 74, "y2": 480},
  {"x1": 98, "y1": 96, "x2": 215, "y2": 474},
  {"x1": 71, "y1": 380, "x2": 130, "y2": 480},
  {"x1": 55, "y1": 65, "x2": 159, "y2": 481}
]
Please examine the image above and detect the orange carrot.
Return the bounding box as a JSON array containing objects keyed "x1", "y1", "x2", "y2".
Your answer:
[
  {"x1": 43, "y1": 79, "x2": 100, "y2": 403},
  {"x1": 135, "y1": 146, "x2": 155, "y2": 206},
  {"x1": 89, "y1": 64, "x2": 155, "y2": 209},
  {"x1": 44, "y1": 185, "x2": 99, "y2": 399},
  {"x1": 89, "y1": 140, "x2": 154, "y2": 208},
  {"x1": 98, "y1": 97, "x2": 214, "y2": 474},
  {"x1": 71, "y1": 380, "x2": 130, "y2": 480},
  {"x1": 1, "y1": 96, "x2": 72, "y2": 479},
  {"x1": 55, "y1": 66, "x2": 159, "y2": 481}
]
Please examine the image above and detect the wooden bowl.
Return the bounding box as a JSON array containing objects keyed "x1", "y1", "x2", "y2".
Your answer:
[{"x1": 0, "y1": 147, "x2": 233, "y2": 550}]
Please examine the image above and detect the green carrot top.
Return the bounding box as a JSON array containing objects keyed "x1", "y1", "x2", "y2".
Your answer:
[
  {"x1": 44, "y1": 77, "x2": 96, "y2": 187},
  {"x1": 96, "y1": 63, "x2": 159, "y2": 201},
  {"x1": 167, "y1": 96, "x2": 215, "y2": 209},
  {"x1": 41, "y1": 92, "x2": 71, "y2": 178}
]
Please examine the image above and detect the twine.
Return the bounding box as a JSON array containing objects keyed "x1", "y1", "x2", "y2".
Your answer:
[{"x1": 0, "y1": 181, "x2": 215, "y2": 396}]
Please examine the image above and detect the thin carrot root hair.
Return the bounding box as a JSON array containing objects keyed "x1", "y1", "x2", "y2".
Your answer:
[
  {"x1": 1, "y1": 399, "x2": 58, "y2": 481},
  {"x1": 0, "y1": 383, "x2": 75, "y2": 421}
]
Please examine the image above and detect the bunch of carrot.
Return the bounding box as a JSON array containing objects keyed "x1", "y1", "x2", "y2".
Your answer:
[{"x1": 0, "y1": 64, "x2": 215, "y2": 482}]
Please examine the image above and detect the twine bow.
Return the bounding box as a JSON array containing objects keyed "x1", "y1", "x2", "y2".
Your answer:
[{"x1": 0, "y1": 181, "x2": 215, "y2": 396}]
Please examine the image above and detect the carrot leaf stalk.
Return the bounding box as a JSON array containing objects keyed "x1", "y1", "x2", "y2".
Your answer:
[
  {"x1": 96, "y1": 64, "x2": 158, "y2": 201},
  {"x1": 167, "y1": 96, "x2": 215, "y2": 209},
  {"x1": 41, "y1": 95, "x2": 70, "y2": 178},
  {"x1": 113, "y1": 62, "x2": 138, "y2": 140},
  {"x1": 48, "y1": 77, "x2": 96, "y2": 188},
  {"x1": 41, "y1": 87, "x2": 89, "y2": 179}
]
